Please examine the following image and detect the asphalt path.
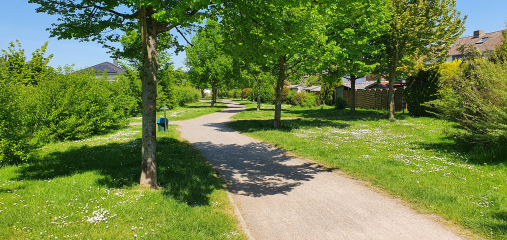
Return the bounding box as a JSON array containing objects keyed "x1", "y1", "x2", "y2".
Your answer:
[{"x1": 172, "y1": 99, "x2": 466, "y2": 240}]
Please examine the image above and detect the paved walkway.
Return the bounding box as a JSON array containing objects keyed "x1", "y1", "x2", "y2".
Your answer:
[{"x1": 173, "y1": 99, "x2": 465, "y2": 240}]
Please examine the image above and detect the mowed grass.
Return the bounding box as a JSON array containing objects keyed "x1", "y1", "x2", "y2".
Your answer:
[
  {"x1": 229, "y1": 99, "x2": 386, "y2": 119},
  {"x1": 0, "y1": 125, "x2": 245, "y2": 239},
  {"x1": 129, "y1": 99, "x2": 227, "y2": 123},
  {"x1": 227, "y1": 116, "x2": 507, "y2": 239}
]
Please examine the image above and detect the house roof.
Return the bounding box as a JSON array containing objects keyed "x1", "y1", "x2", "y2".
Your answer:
[
  {"x1": 448, "y1": 30, "x2": 504, "y2": 56},
  {"x1": 303, "y1": 86, "x2": 321, "y2": 92},
  {"x1": 342, "y1": 81, "x2": 388, "y2": 90},
  {"x1": 86, "y1": 62, "x2": 125, "y2": 75},
  {"x1": 288, "y1": 84, "x2": 306, "y2": 89}
]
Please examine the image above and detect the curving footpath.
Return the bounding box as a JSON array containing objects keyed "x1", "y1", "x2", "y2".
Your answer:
[{"x1": 173, "y1": 99, "x2": 466, "y2": 240}]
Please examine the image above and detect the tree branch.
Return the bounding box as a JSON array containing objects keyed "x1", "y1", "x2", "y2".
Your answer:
[
  {"x1": 79, "y1": 4, "x2": 138, "y2": 19},
  {"x1": 175, "y1": 27, "x2": 193, "y2": 47}
]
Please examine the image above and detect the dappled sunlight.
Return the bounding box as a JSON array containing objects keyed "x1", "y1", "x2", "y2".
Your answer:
[{"x1": 192, "y1": 141, "x2": 329, "y2": 197}]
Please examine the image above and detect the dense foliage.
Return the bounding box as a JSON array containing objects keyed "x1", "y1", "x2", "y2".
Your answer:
[
  {"x1": 334, "y1": 97, "x2": 349, "y2": 110},
  {"x1": 0, "y1": 42, "x2": 137, "y2": 165},
  {"x1": 405, "y1": 67, "x2": 440, "y2": 117},
  {"x1": 428, "y1": 59, "x2": 507, "y2": 144}
]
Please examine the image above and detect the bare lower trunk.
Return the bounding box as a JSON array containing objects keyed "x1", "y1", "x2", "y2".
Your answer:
[
  {"x1": 388, "y1": 66, "x2": 396, "y2": 120},
  {"x1": 211, "y1": 81, "x2": 216, "y2": 107},
  {"x1": 255, "y1": 75, "x2": 261, "y2": 111},
  {"x1": 273, "y1": 55, "x2": 286, "y2": 129},
  {"x1": 350, "y1": 75, "x2": 356, "y2": 113},
  {"x1": 139, "y1": 6, "x2": 158, "y2": 189},
  {"x1": 240, "y1": 88, "x2": 243, "y2": 100}
]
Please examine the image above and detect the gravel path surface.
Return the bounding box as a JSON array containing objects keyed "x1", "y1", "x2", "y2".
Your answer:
[{"x1": 173, "y1": 99, "x2": 465, "y2": 240}]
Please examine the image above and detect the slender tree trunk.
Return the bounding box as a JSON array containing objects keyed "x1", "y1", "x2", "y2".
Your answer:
[
  {"x1": 273, "y1": 55, "x2": 286, "y2": 129},
  {"x1": 350, "y1": 75, "x2": 356, "y2": 113},
  {"x1": 254, "y1": 74, "x2": 261, "y2": 111},
  {"x1": 388, "y1": 65, "x2": 396, "y2": 120},
  {"x1": 211, "y1": 81, "x2": 216, "y2": 107},
  {"x1": 139, "y1": 6, "x2": 158, "y2": 189},
  {"x1": 241, "y1": 88, "x2": 243, "y2": 100}
]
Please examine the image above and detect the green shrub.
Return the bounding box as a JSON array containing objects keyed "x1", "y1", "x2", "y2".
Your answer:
[
  {"x1": 405, "y1": 67, "x2": 441, "y2": 117},
  {"x1": 291, "y1": 92, "x2": 307, "y2": 106},
  {"x1": 301, "y1": 93, "x2": 318, "y2": 108},
  {"x1": 427, "y1": 59, "x2": 507, "y2": 144},
  {"x1": 173, "y1": 85, "x2": 200, "y2": 107},
  {"x1": 334, "y1": 97, "x2": 349, "y2": 110},
  {"x1": 242, "y1": 88, "x2": 252, "y2": 99},
  {"x1": 28, "y1": 70, "x2": 136, "y2": 142},
  {"x1": 0, "y1": 80, "x2": 32, "y2": 165},
  {"x1": 287, "y1": 90, "x2": 297, "y2": 104},
  {"x1": 252, "y1": 84, "x2": 275, "y2": 103},
  {"x1": 228, "y1": 89, "x2": 241, "y2": 98}
]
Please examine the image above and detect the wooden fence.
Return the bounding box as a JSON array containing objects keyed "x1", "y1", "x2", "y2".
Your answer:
[{"x1": 343, "y1": 89, "x2": 404, "y2": 111}]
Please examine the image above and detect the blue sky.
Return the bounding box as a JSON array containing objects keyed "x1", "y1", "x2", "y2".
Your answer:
[{"x1": 1, "y1": 0, "x2": 506, "y2": 71}]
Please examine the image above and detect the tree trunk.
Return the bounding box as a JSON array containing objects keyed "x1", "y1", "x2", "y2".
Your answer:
[
  {"x1": 388, "y1": 65, "x2": 396, "y2": 120},
  {"x1": 350, "y1": 75, "x2": 356, "y2": 113},
  {"x1": 273, "y1": 55, "x2": 286, "y2": 129},
  {"x1": 255, "y1": 75, "x2": 261, "y2": 111},
  {"x1": 240, "y1": 88, "x2": 243, "y2": 100},
  {"x1": 211, "y1": 81, "x2": 216, "y2": 107},
  {"x1": 139, "y1": 6, "x2": 158, "y2": 189}
]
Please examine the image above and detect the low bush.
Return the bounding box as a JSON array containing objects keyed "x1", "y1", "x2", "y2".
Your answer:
[
  {"x1": 334, "y1": 97, "x2": 349, "y2": 110},
  {"x1": 405, "y1": 67, "x2": 440, "y2": 117},
  {"x1": 228, "y1": 89, "x2": 242, "y2": 98},
  {"x1": 242, "y1": 88, "x2": 252, "y2": 99},
  {"x1": 291, "y1": 92, "x2": 307, "y2": 106},
  {"x1": 173, "y1": 85, "x2": 200, "y2": 107},
  {"x1": 301, "y1": 93, "x2": 318, "y2": 108},
  {"x1": 0, "y1": 41, "x2": 139, "y2": 164},
  {"x1": 427, "y1": 59, "x2": 507, "y2": 144},
  {"x1": 287, "y1": 90, "x2": 297, "y2": 104}
]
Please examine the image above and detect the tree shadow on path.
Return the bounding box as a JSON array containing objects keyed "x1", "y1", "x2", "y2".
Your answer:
[{"x1": 192, "y1": 141, "x2": 330, "y2": 198}]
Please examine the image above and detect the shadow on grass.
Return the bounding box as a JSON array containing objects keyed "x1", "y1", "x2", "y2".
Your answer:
[
  {"x1": 15, "y1": 136, "x2": 224, "y2": 206},
  {"x1": 492, "y1": 210, "x2": 507, "y2": 233},
  {"x1": 411, "y1": 137, "x2": 507, "y2": 165},
  {"x1": 235, "y1": 106, "x2": 389, "y2": 119},
  {"x1": 226, "y1": 116, "x2": 404, "y2": 134},
  {"x1": 178, "y1": 105, "x2": 228, "y2": 109}
]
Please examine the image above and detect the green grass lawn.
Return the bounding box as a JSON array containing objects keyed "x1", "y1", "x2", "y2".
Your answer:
[
  {"x1": 229, "y1": 99, "x2": 387, "y2": 119},
  {"x1": 227, "y1": 116, "x2": 507, "y2": 239},
  {"x1": 129, "y1": 99, "x2": 227, "y2": 123},
  {"x1": 0, "y1": 125, "x2": 245, "y2": 239}
]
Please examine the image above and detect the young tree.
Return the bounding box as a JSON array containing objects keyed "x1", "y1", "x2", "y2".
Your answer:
[
  {"x1": 221, "y1": 1, "x2": 328, "y2": 128},
  {"x1": 321, "y1": 0, "x2": 390, "y2": 112},
  {"x1": 377, "y1": 0, "x2": 466, "y2": 120},
  {"x1": 30, "y1": 0, "x2": 217, "y2": 188},
  {"x1": 186, "y1": 20, "x2": 235, "y2": 107}
]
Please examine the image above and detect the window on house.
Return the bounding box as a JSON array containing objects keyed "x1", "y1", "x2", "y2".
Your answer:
[{"x1": 476, "y1": 37, "x2": 490, "y2": 44}]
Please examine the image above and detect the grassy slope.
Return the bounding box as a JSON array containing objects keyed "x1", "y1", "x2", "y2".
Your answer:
[
  {"x1": 0, "y1": 125, "x2": 245, "y2": 239},
  {"x1": 129, "y1": 99, "x2": 227, "y2": 123},
  {"x1": 227, "y1": 116, "x2": 507, "y2": 239},
  {"x1": 229, "y1": 99, "x2": 386, "y2": 119}
]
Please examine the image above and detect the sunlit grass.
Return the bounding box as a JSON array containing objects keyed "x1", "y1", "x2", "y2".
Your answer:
[
  {"x1": 227, "y1": 117, "x2": 507, "y2": 239},
  {"x1": 229, "y1": 99, "x2": 387, "y2": 119},
  {"x1": 0, "y1": 125, "x2": 245, "y2": 239},
  {"x1": 129, "y1": 99, "x2": 227, "y2": 123}
]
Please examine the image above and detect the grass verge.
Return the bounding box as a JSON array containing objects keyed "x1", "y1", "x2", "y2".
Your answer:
[
  {"x1": 229, "y1": 99, "x2": 387, "y2": 119},
  {"x1": 0, "y1": 125, "x2": 245, "y2": 239},
  {"x1": 227, "y1": 116, "x2": 506, "y2": 239},
  {"x1": 129, "y1": 99, "x2": 227, "y2": 123}
]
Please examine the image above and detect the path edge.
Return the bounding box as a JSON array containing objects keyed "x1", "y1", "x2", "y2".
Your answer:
[{"x1": 227, "y1": 192, "x2": 255, "y2": 240}]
